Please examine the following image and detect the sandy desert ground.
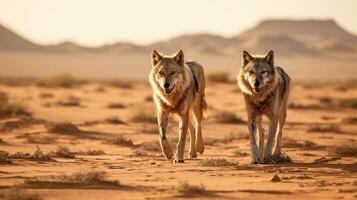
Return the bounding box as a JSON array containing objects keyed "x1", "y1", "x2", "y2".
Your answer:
[{"x1": 0, "y1": 78, "x2": 356, "y2": 200}]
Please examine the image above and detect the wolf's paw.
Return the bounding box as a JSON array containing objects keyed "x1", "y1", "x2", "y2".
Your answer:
[
  {"x1": 196, "y1": 142, "x2": 204, "y2": 154},
  {"x1": 251, "y1": 157, "x2": 261, "y2": 164},
  {"x1": 188, "y1": 152, "x2": 197, "y2": 158},
  {"x1": 262, "y1": 156, "x2": 273, "y2": 164},
  {"x1": 272, "y1": 152, "x2": 291, "y2": 163},
  {"x1": 160, "y1": 139, "x2": 173, "y2": 160},
  {"x1": 173, "y1": 156, "x2": 184, "y2": 163}
]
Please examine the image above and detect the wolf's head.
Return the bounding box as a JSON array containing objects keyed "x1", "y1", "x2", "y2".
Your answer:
[
  {"x1": 240, "y1": 50, "x2": 275, "y2": 94},
  {"x1": 151, "y1": 49, "x2": 186, "y2": 94}
]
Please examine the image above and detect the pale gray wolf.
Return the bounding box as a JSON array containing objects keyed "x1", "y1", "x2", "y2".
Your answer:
[
  {"x1": 149, "y1": 49, "x2": 207, "y2": 163},
  {"x1": 237, "y1": 50, "x2": 290, "y2": 164}
]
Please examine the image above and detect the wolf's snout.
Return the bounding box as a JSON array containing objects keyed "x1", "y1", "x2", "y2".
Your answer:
[
  {"x1": 254, "y1": 81, "x2": 260, "y2": 87},
  {"x1": 164, "y1": 82, "x2": 170, "y2": 89}
]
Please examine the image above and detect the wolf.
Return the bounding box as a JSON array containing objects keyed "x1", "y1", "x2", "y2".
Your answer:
[
  {"x1": 149, "y1": 49, "x2": 207, "y2": 163},
  {"x1": 237, "y1": 50, "x2": 290, "y2": 164}
]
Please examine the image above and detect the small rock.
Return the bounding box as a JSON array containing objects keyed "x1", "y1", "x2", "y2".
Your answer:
[{"x1": 271, "y1": 175, "x2": 282, "y2": 182}]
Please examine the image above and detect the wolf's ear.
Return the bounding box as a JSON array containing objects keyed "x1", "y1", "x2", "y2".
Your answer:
[
  {"x1": 173, "y1": 49, "x2": 184, "y2": 66},
  {"x1": 242, "y1": 50, "x2": 253, "y2": 66},
  {"x1": 264, "y1": 50, "x2": 274, "y2": 66},
  {"x1": 152, "y1": 50, "x2": 163, "y2": 66}
]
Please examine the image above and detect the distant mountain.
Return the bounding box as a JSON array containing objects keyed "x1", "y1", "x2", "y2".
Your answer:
[
  {"x1": 0, "y1": 19, "x2": 356, "y2": 56},
  {"x1": 0, "y1": 23, "x2": 46, "y2": 51}
]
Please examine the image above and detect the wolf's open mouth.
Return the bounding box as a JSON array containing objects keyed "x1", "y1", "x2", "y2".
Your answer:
[
  {"x1": 164, "y1": 85, "x2": 175, "y2": 94},
  {"x1": 253, "y1": 87, "x2": 261, "y2": 93}
]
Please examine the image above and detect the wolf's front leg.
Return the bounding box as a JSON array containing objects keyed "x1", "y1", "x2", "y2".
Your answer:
[
  {"x1": 262, "y1": 118, "x2": 279, "y2": 164},
  {"x1": 158, "y1": 111, "x2": 173, "y2": 160},
  {"x1": 188, "y1": 120, "x2": 197, "y2": 158},
  {"x1": 248, "y1": 119, "x2": 260, "y2": 164},
  {"x1": 174, "y1": 113, "x2": 189, "y2": 163}
]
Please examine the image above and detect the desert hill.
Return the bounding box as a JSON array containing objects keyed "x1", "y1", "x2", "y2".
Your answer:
[{"x1": 0, "y1": 19, "x2": 356, "y2": 80}]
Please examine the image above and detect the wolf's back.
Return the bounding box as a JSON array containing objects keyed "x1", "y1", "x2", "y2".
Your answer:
[{"x1": 186, "y1": 61, "x2": 208, "y2": 118}]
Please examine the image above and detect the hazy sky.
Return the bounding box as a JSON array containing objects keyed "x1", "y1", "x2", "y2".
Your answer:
[{"x1": 1, "y1": 0, "x2": 356, "y2": 46}]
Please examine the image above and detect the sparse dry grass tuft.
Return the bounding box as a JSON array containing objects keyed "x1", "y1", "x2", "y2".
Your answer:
[
  {"x1": 104, "y1": 116, "x2": 126, "y2": 124},
  {"x1": 78, "y1": 149, "x2": 106, "y2": 156},
  {"x1": 107, "y1": 79, "x2": 133, "y2": 89},
  {"x1": 206, "y1": 71, "x2": 231, "y2": 83},
  {"x1": 339, "y1": 98, "x2": 357, "y2": 109},
  {"x1": 199, "y1": 158, "x2": 238, "y2": 167},
  {"x1": 106, "y1": 102, "x2": 126, "y2": 109},
  {"x1": 211, "y1": 111, "x2": 245, "y2": 124},
  {"x1": 24, "y1": 170, "x2": 120, "y2": 187},
  {"x1": 9, "y1": 146, "x2": 55, "y2": 162},
  {"x1": 307, "y1": 124, "x2": 343, "y2": 133},
  {"x1": 139, "y1": 140, "x2": 161, "y2": 152},
  {"x1": 288, "y1": 102, "x2": 322, "y2": 110},
  {"x1": 131, "y1": 150, "x2": 149, "y2": 157},
  {"x1": 108, "y1": 135, "x2": 134, "y2": 147},
  {"x1": 0, "y1": 150, "x2": 12, "y2": 164},
  {"x1": 36, "y1": 74, "x2": 84, "y2": 88},
  {"x1": 26, "y1": 136, "x2": 57, "y2": 144},
  {"x1": 341, "y1": 116, "x2": 357, "y2": 124},
  {"x1": 128, "y1": 103, "x2": 156, "y2": 123},
  {"x1": 46, "y1": 122, "x2": 81, "y2": 134},
  {"x1": 54, "y1": 146, "x2": 75, "y2": 158},
  {"x1": 56, "y1": 95, "x2": 81, "y2": 107},
  {"x1": 0, "y1": 92, "x2": 32, "y2": 119},
  {"x1": 282, "y1": 139, "x2": 323, "y2": 150},
  {"x1": 176, "y1": 182, "x2": 211, "y2": 197},
  {"x1": 328, "y1": 145, "x2": 357, "y2": 157},
  {"x1": 2, "y1": 188, "x2": 41, "y2": 200}
]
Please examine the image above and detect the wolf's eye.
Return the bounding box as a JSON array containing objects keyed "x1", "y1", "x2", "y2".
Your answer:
[
  {"x1": 249, "y1": 70, "x2": 254, "y2": 75},
  {"x1": 170, "y1": 71, "x2": 176, "y2": 75},
  {"x1": 261, "y1": 71, "x2": 267, "y2": 75},
  {"x1": 159, "y1": 71, "x2": 164, "y2": 76}
]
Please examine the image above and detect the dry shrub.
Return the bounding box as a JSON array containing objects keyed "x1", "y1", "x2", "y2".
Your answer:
[
  {"x1": 0, "y1": 117, "x2": 45, "y2": 132},
  {"x1": 211, "y1": 111, "x2": 245, "y2": 124},
  {"x1": 26, "y1": 136, "x2": 57, "y2": 144},
  {"x1": 128, "y1": 103, "x2": 156, "y2": 123},
  {"x1": 176, "y1": 182, "x2": 211, "y2": 197},
  {"x1": 339, "y1": 98, "x2": 357, "y2": 109},
  {"x1": 56, "y1": 95, "x2": 80, "y2": 107},
  {"x1": 206, "y1": 71, "x2": 230, "y2": 83},
  {"x1": 0, "y1": 92, "x2": 32, "y2": 119},
  {"x1": 342, "y1": 116, "x2": 357, "y2": 124},
  {"x1": 24, "y1": 170, "x2": 120, "y2": 187},
  {"x1": 328, "y1": 145, "x2": 357, "y2": 157},
  {"x1": 0, "y1": 150, "x2": 12, "y2": 164},
  {"x1": 2, "y1": 188, "x2": 41, "y2": 200},
  {"x1": 108, "y1": 135, "x2": 134, "y2": 147},
  {"x1": 38, "y1": 93, "x2": 54, "y2": 99},
  {"x1": 199, "y1": 158, "x2": 238, "y2": 167},
  {"x1": 131, "y1": 150, "x2": 149, "y2": 157},
  {"x1": 282, "y1": 139, "x2": 323, "y2": 150},
  {"x1": 36, "y1": 74, "x2": 84, "y2": 88},
  {"x1": 232, "y1": 150, "x2": 249, "y2": 157},
  {"x1": 46, "y1": 122, "x2": 81, "y2": 134},
  {"x1": 78, "y1": 149, "x2": 105, "y2": 156},
  {"x1": 106, "y1": 103, "x2": 126, "y2": 109},
  {"x1": 9, "y1": 146, "x2": 55, "y2": 162},
  {"x1": 55, "y1": 146, "x2": 75, "y2": 158},
  {"x1": 107, "y1": 79, "x2": 133, "y2": 89},
  {"x1": 139, "y1": 140, "x2": 161, "y2": 152},
  {"x1": 307, "y1": 124, "x2": 342, "y2": 133},
  {"x1": 104, "y1": 116, "x2": 126, "y2": 124}
]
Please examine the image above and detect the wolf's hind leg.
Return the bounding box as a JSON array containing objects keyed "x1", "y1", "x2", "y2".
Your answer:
[
  {"x1": 193, "y1": 105, "x2": 204, "y2": 154},
  {"x1": 158, "y1": 111, "x2": 173, "y2": 160},
  {"x1": 173, "y1": 113, "x2": 189, "y2": 163},
  {"x1": 188, "y1": 118, "x2": 197, "y2": 158},
  {"x1": 274, "y1": 111, "x2": 286, "y2": 156},
  {"x1": 248, "y1": 119, "x2": 260, "y2": 164}
]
